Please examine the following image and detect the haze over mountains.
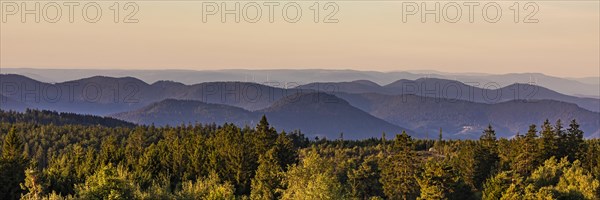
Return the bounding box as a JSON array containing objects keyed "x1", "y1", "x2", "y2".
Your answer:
[
  {"x1": 299, "y1": 78, "x2": 600, "y2": 112},
  {"x1": 3, "y1": 68, "x2": 599, "y2": 98},
  {"x1": 112, "y1": 93, "x2": 408, "y2": 139},
  {"x1": 337, "y1": 93, "x2": 600, "y2": 139},
  {"x1": 1, "y1": 72, "x2": 599, "y2": 139}
]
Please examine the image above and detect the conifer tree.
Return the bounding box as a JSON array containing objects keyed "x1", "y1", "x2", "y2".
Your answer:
[
  {"x1": 2, "y1": 128, "x2": 24, "y2": 160},
  {"x1": 254, "y1": 115, "x2": 278, "y2": 157},
  {"x1": 565, "y1": 119, "x2": 585, "y2": 162},
  {"x1": 555, "y1": 119, "x2": 568, "y2": 159},
  {"x1": 513, "y1": 124, "x2": 539, "y2": 176},
  {"x1": 347, "y1": 156, "x2": 384, "y2": 199},
  {"x1": 379, "y1": 131, "x2": 420, "y2": 200},
  {"x1": 474, "y1": 124, "x2": 500, "y2": 189},
  {"x1": 272, "y1": 132, "x2": 298, "y2": 170},
  {"x1": 480, "y1": 124, "x2": 498, "y2": 149},
  {"x1": 250, "y1": 149, "x2": 282, "y2": 200},
  {"x1": 538, "y1": 119, "x2": 558, "y2": 162},
  {"x1": 0, "y1": 128, "x2": 28, "y2": 200},
  {"x1": 417, "y1": 159, "x2": 472, "y2": 200}
]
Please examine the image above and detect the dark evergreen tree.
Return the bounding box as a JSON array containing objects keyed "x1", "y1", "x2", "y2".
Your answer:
[
  {"x1": 379, "y1": 131, "x2": 420, "y2": 200},
  {"x1": 272, "y1": 131, "x2": 298, "y2": 170},
  {"x1": 253, "y1": 115, "x2": 278, "y2": 157},
  {"x1": 417, "y1": 159, "x2": 472, "y2": 200},
  {"x1": 0, "y1": 128, "x2": 28, "y2": 200},
  {"x1": 565, "y1": 119, "x2": 585, "y2": 162},
  {"x1": 474, "y1": 124, "x2": 500, "y2": 189},
  {"x1": 555, "y1": 119, "x2": 568, "y2": 159},
  {"x1": 347, "y1": 156, "x2": 384, "y2": 199},
  {"x1": 538, "y1": 119, "x2": 558, "y2": 162},
  {"x1": 250, "y1": 148, "x2": 282, "y2": 200},
  {"x1": 513, "y1": 124, "x2": 539, "y2": 176}
]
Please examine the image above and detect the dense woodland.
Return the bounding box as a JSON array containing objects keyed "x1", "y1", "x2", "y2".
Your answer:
[{"x1": 0, "y1": 110, "x2": 599, "y2": 200}]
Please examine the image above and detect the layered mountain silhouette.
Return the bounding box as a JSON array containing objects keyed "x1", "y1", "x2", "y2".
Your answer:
[
  {"x1": 111, "y1": 93, "x2": 410, "y2": 139},
  {"x1": 3, "y1": 68, "x2": 598, "y2": 97},
  {"x1": 0, "y1": 74, "x2": 299, "y2": 115},
  {"x1": 298, "y1": 78, "x2": 600, "y2": 112},
  {"x1": 2, "y1": 74, "x2": 599, "y2": 139},
  {"x1": 337, "y1": 93, "x2": 600, "y2": 139},
  {"x1": 111, "y1": 99, "x2": 258, "y2": 126}
]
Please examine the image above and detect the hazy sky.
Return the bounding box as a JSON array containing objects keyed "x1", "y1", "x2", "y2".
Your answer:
[{"x1": 1, "y1": 1, "x2": 598, "y2": 78}]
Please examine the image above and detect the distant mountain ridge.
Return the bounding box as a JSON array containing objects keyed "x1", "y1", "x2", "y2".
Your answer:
[
  {"x1": 2, "y1": 69, "x2": 598, "y2": 97},
  {"x1": 337, "y1": 93, "x2": 600, "y2": 139},
  {"x1": 111, "y1": 93, "x2": 411, "y2": 139},
  {"x1": 111, "y1": 99, "x2": 259, "y2": 126},
  {"x1": 2, "y1": 74, "x2": 599, "y2": 139},
  {"x1": 298, "y1": 78, "x2": 600, "y2": 112},
  {"x1": 0, "y1": 74, "x2": 301, "y2": 115}
]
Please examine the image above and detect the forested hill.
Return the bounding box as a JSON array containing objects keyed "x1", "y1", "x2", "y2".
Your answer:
[
  {"x1": 0, "y1": 109, "x2": 135, "y2": 127},
  {"x1": 0, "y1": 113, "x2": 598, "y2": 200}
]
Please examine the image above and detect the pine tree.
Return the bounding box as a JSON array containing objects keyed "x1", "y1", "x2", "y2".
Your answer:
[
  {"x1": 250, "y1": 149, "x2": 282, "y2": 200},
  {"x1": 417, "y1": 159, "x2": 472, "y2": 200},
  {"x1": 454, "y1": 141, "x2": 477, "y2": 188},
  {"x1": 2, "y1": 128, "x2": 25, "y2": 160},
  {"x1": 538, "y1": 119, "x2": 558, "y2": 162},
  {"x1": 0, "y1": 128, "x2": 28, "y2": 200},
  {"x1": 347, "y1": 156, "x2": 384, "y2": 199},
  {"x1": 555, "y1": 119, "x2": 568, "y2": 159},
  {"x1": 272, "y1": 132, "x2": 298, "y2": 170},
  {"x1": 379, "y1": 131, "x2": 420, "y2": 200},
  {"x1": 513, "y1": 124, "x2": 539, "y2": 176},
  {"x1": 480, "y1": 124, "x2": 498, "y2": 149},
  {"x1": 254, "y1": 115, "x2": 278, "y2": 157},
  {"x1": 474, "y1": 125, "x2": 500, "y2": 189},
  {"x1": 565, "y1": 119, "x2": 585, "y2": 162}
]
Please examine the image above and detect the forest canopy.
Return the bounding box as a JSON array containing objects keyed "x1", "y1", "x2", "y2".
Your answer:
[{"x1": 0, "y1": 110, "x2": 599, "y2": 200}]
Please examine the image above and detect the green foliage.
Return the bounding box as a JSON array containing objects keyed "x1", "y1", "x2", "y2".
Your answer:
[
  {"x1": 554, "y1": 160, "x2": 599, "y2": 199},
  {"x1": 416, "y1": 159, "x2": 472, "y2": 200},
  {"x1": 484, "y1": 157, "x2": 600, "y2": 200},
  {"x1": 0, "y1": 128, "x2": 28, "y2": 200},
  {"x1": 176, "y1": 173, "x2": 235, "y2": 200},
  {"x1": 513, "y1": 124, "x2": 540, "y2": 176},
  {"x1": 379, "y1": 132, "x2": 420, "y2": 200},
  {"x1": 565, "y1": 119, "x2": 585, "y2": 162},
  {"x1": 0, "y1": 111, "x2": 598, "y2": 200},
  {"x1": 281, "y1": 149, "x2": 343, "y2": 200},
  {"x1": 254, "y1": 115, "x2": 279, "y2": 157},
  {"x1": 475, "y1": 125, "x2": 500, "y2": 189},
  {"x1": 347, "y1": 156, "x2": 384, "y2": 199},
  {"x1": 250, "y1": 149, "x2": 283, "y2": 200},
  {"x1": 539, "y1": 119, "x2": 558, "y2": 162},
  {"x1": 482, "y1": 171, "x2": 520, "y2": 200},
  {"x1": 0, "y1": 109, "x2": 134, "y2": 127},
  {"x1": 75, "y1": 164, "x2": 136, "y2": 200},
  {"x1": 20, "y1": 167, "x2": 49, "y2": 200}
]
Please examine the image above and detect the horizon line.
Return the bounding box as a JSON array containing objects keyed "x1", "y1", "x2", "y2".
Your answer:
[{"x1": 1, "y1": 67, "x2": 598, "y2": 79}]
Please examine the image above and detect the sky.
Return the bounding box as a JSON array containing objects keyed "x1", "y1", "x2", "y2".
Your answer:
[{"x1": 1, "y1": 1, "x2": 599, "y2": 78}]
